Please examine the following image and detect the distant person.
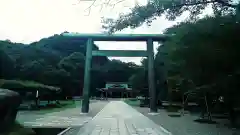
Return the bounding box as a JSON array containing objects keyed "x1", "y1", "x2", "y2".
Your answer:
[
  {"x1": 35, "y1": 90, "x2": 39, "y2": 108},
  {"x1": 36, "y1": 90, "x2": 39, "y2": 99}
]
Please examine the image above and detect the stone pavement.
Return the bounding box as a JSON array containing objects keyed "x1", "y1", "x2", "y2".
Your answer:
[{"x1": 77, "y1": 101, "x2": 172, "y2": 135}]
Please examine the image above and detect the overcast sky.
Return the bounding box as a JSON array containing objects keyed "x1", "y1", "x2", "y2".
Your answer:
[{"x1": 0, "y1": 0, "x2": 216, "y2": 64}]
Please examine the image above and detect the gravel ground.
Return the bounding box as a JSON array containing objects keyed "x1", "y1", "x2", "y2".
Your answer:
[
  {"x1": 62, "y1": 100, "x2": 109, "y2": 135},
  {"x1": 133, "y1": 106, "x2": 240, "y2": 135}
]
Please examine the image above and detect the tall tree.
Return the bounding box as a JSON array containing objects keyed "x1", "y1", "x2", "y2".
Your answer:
[{"x1": 157, "y1": 11, "x2": 240, "y2": 108}]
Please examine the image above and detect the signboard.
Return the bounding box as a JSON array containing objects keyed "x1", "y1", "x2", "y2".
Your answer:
[{"x1": 105, "y1": 82, "x2": 128, "y2": 89}]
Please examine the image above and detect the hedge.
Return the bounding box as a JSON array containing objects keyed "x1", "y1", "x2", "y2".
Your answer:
[{"x1": 0, "y1": 79, "x2": 60, "y2": 93}]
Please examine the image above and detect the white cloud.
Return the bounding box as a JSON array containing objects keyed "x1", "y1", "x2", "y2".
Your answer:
[{"x1": 0, "y1": 0, "x2": 213, "y2": 64}]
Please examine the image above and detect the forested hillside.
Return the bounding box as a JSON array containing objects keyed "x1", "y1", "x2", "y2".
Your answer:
[{"x1": 0, "y1": 32, "x2": 140, "y2": 97}]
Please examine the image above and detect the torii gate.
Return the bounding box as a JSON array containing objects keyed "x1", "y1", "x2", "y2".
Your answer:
[{"x1": 63, "y1": 33, "x2": 170, "y2": 113}]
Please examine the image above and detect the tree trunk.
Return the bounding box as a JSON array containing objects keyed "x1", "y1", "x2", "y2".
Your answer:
[
  {"x1": 169, "y1": 88, "x2": 173, "y2": 106},
  {"x1": 229, "y1": 105, "x2": 236, "y2": 127}
]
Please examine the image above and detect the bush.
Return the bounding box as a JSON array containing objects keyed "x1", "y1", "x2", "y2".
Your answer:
[
  {"x1": 167, "y1": 105, "x2": 181, "y2": 112},
  {"x1": 1, "y1": 122, "x2": 36, "y2": 135},
  {"x1": 0, "y1": 89, "x2": 22, "y2": 132},
  {"x1": 0, "y1": 79, "x2": 60, "y2": 94}
]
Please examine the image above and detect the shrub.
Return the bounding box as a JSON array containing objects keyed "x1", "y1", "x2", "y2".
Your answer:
[{"x1": 0, "y1": 79, "x2": 60, "y2": 94}]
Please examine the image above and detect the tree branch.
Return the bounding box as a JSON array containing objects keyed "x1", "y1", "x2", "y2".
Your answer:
[
  {"x1": 103, "y1": 0, "x2": 238, "y2": 33},
  {"x1": 83, "y1": 0, "x2": 127, "y2": 15},
  {"x1": 84, "y1": 0, "x2": 97, "y2": 16},
  {"x1": 155, "y1": 0, "x2": 237, "y2": 15},
  {"x1": 174, "y1": 0, "x2": 236, "y2": 9},
  {"x1": 216, "y1": 0, "x2": 238, "y2": 8}
]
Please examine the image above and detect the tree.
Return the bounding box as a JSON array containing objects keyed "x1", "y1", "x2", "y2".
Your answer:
[
  {"x1": 129, "y1": 68, "x2": 148, "y2": 94},
  {"x1": 155, "y1": 45, "x2": 169, "y2": 101},
  {"x1": 128, "y1": 57, "x2": 167, "y2": 102},
  {"x1": 102, "y1": 59, "x2": 137, "y2": 82},
  {"x1": 58, "y1": 52, "x2": 86, "y2": 96},
  {"x1": 164, "y1": 14, "x2": 240, "y2": 86},
  {"x1": 102, "y1": 0, "x2": 239, "y2": 33},
  {"x1": 0, "y1": 50, "x2": 15, "y2": 79},
  {"x1": 58, "y1": 52, "x2": 86, "y2": 72},
  {"x1": 153, "y1": 12, "x2": 240, "y2": 122}
]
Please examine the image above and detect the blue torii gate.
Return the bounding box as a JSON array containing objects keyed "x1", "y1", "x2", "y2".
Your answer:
[{"x1": 63, "y1": 33, "x2": 170, "y2": 113}]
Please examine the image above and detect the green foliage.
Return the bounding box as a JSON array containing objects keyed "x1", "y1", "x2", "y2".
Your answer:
[
  {"x1": 102, "y1": 59, "x2": 140, "y2": 82},
  {"x1": 0, "y1": 79, "x2": 60, "y2": 93},
  {"x1": 102, "y1": 0, "x2": 239, "y2": 33},
  {"x1": 126, "y1": 10, "x2": 240, "y2": 106},
  {"x1": 129, "y1": 69, "x2": 147, "y2": 89},
  {"x1": 165, "y1": 15, "x2": 240, "y2": 82},
  {"x1": 0, "y1": 49, "x2": 15, "y2": 79},
  {"x1": 0, "y1": 32, "x2": 139, "y2": 98},
  {"x1": 1, "y1": 122, "x2": 36, "y2": 135},
  {"x1": 58, "y1": 52, "x2": 85, "y2": 72},
  {"x1": 158, "y1": 13, "x2": 240, "y2": 106},
  {"x1": 129, "y1": 56, "x2": 169, "y2": 99},
  {"x1": 124, "y1": 99, "x2": 140, "y2": 106},
  {"x1": 27, "y1": 100, "x2": 81, "y2": 115}
]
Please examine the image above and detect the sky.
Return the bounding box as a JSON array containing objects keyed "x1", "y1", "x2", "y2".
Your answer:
[{"x1": 0, "y1": 0, "x2": 215, "y2": 65}]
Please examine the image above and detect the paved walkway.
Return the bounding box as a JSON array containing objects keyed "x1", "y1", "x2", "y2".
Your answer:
[{"x1": 76, "y1": 101, "x2": 172, "y2": 135}]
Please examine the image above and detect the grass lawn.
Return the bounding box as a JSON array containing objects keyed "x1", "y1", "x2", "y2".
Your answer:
[
  {"x1": 124, "y1": 99, "x2": 140, "y2": 107},
  {"x1": 20, "y1": 100, "x2": 82, "y2": 115}
]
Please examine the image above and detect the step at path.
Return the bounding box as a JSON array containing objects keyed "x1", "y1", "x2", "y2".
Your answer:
[{"x1": 77, "y1": 101, "x2": 172, "y2": 135}]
